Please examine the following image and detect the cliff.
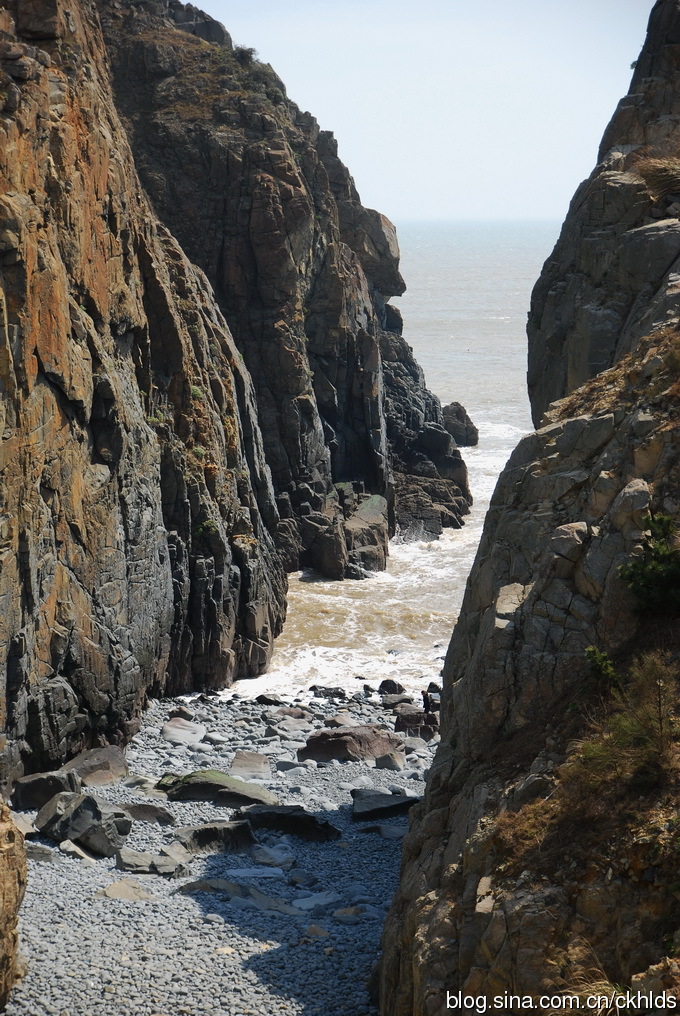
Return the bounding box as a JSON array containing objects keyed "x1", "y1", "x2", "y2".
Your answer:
[
  {"x1": 528, "y1": 0, "x2": 680, "y2": 426},
  {"x1": 382, "y1": 2, "x2": 680, "y2": 1011},
  {"x1": 0, "y1": 0, "x2": 472, "y2": 794}
]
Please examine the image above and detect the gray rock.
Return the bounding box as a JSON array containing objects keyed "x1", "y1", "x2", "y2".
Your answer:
[
  {"x1": 173, "y1": 820, "x2": 256, "y2": 853},
  {"x1": 58, "y1": 745, "x2": 128, "y2": 786},
  {"x1": 115, "y1": 846, "x2": 189, "y2": 877},
  {"x1": 11, "y1": 770, "x2": 81, "y2": 810},
  {"x1": 119, "y1": 802, "x2": 176, "y2": 825},
  {"x1": 160, "y1": 718, "x2": 207, "y2": 746},
  {"x1": 233, "y1": 805, "x2": 341, "y2": 842},
  {"x1": 350, "y1": 788, "x2": 421, "y2": 820},
  {"x1": 156, "y1": 770, "x2": 279, "y2": 806},
  {"x1": 35, "y1": 792, "x2": 132, "y2": 857},
  {"x1": 229, "y1": 749, "x2": 271, "y2": 780},
  {"x1": 375, "y1": 752, "x2": 405, "y2": 771}
]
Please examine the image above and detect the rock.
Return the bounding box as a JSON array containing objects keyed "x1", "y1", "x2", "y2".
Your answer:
[
  {"x1": 58, "y1": 746, "x2": 128, "y2": 786},
  {"x1": 119, "y1": 802, "x2": 176, "y2": 825},
  {"x1": 96, "y1": 879, "x2": 157, "y2": 902},
  {"x1": 255, "y1": 694, "x2": 284, "y2": 706},
  {"x1": 292, "y1": 890, "x2": 342, "y2": 912},
  {"x1": 173, "y1": 821, "x2": 256, "y2": 854},
  {"x1": 11, "y1": 770, "x2": 81, "y2": 810},
  {"x1": 298, "y1": 726, "x2": 404, "y2": 763},
  {"x1": 378, "y1": 679, "x2": 405, "y2": 695},
  {"x1": 442, "y1": 401, "x2": 479, "y2": 446},
  {"x1": 9, "y1": 812, "x2": 36, "y2": 838},
  {"x1": 35, "y1": 793, "x2": 132, "y2": 857},
  {"x1": 375, "y1": 752, "x2": 405, "y2": 772},
  {"x1": 160, "y1": 718, "x2": 207, "y2": 747},
  {"x1": 308, "y1": 685, "x2": 347, "y2": 701},
  {"x1": 58, "y1": 839, "x2": 96, "y2": 865},
  {"x1": 156, "y1": 770, "x2": 279, "y2": 806},
  {"x1": 381, "y1": 694, "x2": 414, "y2": 708},
  {"x1": 25, "y1": 842, "x2": 61, "y2": 864},
  {"x1": 115, "y1": 847, "x2": 188, "y2": 877},
  {"x1": 350, "y1": 788, "x2": 421, "y2": 820},
  {"x1": 251, "y1": 844, "x2": 297, "y2": 870},
  {"x1": 233, "y1": 805, "x2": 342, "y2": 842},
  {"x1": 508, "y1": 773, "x2": 553, "y2": 810},
  {"x1": 229, "y1": 750, "x2": 271, "y2": 780},
  {"x1": 177, "y1": 878, "x2": 300, "y2": 915},
  {"x1": 159, "y1": 841, "x2": 194, "y2": 866},
  {"x1": 324, "y1": 712, "x2": 358, "y2": 728}
]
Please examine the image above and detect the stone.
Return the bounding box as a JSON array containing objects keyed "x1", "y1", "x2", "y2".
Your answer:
[
  {"x1": 375, "y1": 752, "x2": 405, "y2": 772},
  {"x1": 378, "y1": 679, "x2": 405, "y2": 695},
  {"x1": 251, "y1": 843, "x2": 297, "y2": 870},
  {"x1": 160, "y1": 718, "x2": 207, "y2": 746},
  {"x1": 381, "y1": 694, "x2": 414, "y2": 708},
  {"x1": 9, "y1": 812, "x2": 36, "y2": 838},
  {"x1": 255, "y1": 694, "x2": 284, "y2": 706},
  {"x1": 35, "y1": 793, "x2": 132, "y2": 857},
  {"x1": 115, "y1": 847, "x2": 188, "y2": 877},
  {"x1": 357, "y1": 823, "x2": 408, "y2": 840},
  {"x1": 173, "y1": 821, "x2": 256, "y2": 854},
  {"x1": 350, "y1": 788, "x2": 421, "y2": 820},
  {"x1": 58, "y1": 839, "x2": 96, "y2": 865},
  {"x1": 442, "y1": 401, "x2": 479, "y2": 446},
  {"x1": 233, "y1": 805, "x2": 342, "y2": 842},
  {"x1": 324, "y1": 712, "x2": 358, "y2": 728},
  {"x1": 58, "y1": 746, "x2": 128, "y2": 786},
  {"x1": 229, "y1": 750, "x2": 271, "y2": 780},
  {"x1": 119, "y1": 802, "x2": 176, "y2": 825},
  {"x1": 292, "y1": 890, "x2": 341, "y2": 912},
  {"x1": 11, "y1": 770, "x2": 81, "y2": 810},
  {"x1": 298, "y1": 726, "x2": 404, "y2": 763},
  {"x1": 96, "y1": 879, "x2": 157, "y2": 902},
  {"x1": 156, "y1": 770, "x2": 279, "y2": 806},
  {"x1": 25, "y1": 842, "x2": 61, "y2": 864},
  {"x1": 308, "y1": 686, "x2": 347, "y2": 701}
]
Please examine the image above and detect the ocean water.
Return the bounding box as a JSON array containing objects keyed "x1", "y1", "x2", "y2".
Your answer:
[{"x1": 231, "y1": 221, "x2": 560, "y2": 700}]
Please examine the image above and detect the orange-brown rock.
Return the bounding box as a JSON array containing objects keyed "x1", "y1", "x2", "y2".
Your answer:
[{"x1": 0, "y1": 805, "x2": 26, "y2": 1008}]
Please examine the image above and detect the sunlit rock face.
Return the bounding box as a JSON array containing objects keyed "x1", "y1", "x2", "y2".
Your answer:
[{"x1": 381, "y1": 2, "x2": 680, "y2": 1012}]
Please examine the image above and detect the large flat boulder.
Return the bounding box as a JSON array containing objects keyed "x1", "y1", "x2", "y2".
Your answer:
[
  {"x1": 160, "y1": 718, "x2": 207, "y2": 746},
  {"x1": 156, "y1": 770, "x2": 279, "y2": 806},
  {"x1": 11, "y1": 771, "x2": 81, "y2": 810},
  {"x1": 233, "y1": 805, "x2": 341, "y2": 842},
  {"x1": 350, "y1": 788, "x2": 421, "y2": 820},
  {"x1": 173, "y1": 821, "x2": 255, "y2": 853},
  {"x1": 58, "y1": 746, "x2": 128, "y2": 786},
  {"x1": 298, "y1": 725, "x2": 403, "y2": 763},
  {"x1": 35, "y1": 793, "x2": 132, "y2": 857}
]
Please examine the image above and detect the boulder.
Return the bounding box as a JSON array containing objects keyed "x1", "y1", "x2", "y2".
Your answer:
[
  {"x1": 298, "y1": 725, "x2": 403, "y2": 763},
  {"x1": 58, "y1": 745, "x2": 128, "y2": 786},
  {"x1": 156, "y1": 770, "x2": 279, "y2": 806},
  {"x1": 115, "y1": 847, "x2": 189, "y2": 877},
  {"x1": 11, "y1": 770, "x2": 81, "y2": 810},
  {"x1": 173, "y1": 821, "x2": 256, "y2": 853},
  {"x1": 35, "y1": 793, "x2": 131, "y2": 857},
  {"x1": 379, "y1": 679, "x2": 405, "y2": 695},
  {"x1": 119, "y1": 802, "x2": 176, "y2": 825},
  {"x1": 233, "y1": 805, "x2": 341, "y2": 842},
  {"x1": 350, "y1": 788, "x2": 421, "y2": 820},
  {"x1": 160, "y1": 717, "x2": 207, "y2": 746},
  {"x1": 375, "y1": 752, "x2": 405, "y2": 772},
  {"x1": 229, "y1": 750, "x2": 271, "y2": 781},
  {"x1": 442, "y1": 401, "x2": 479, "y2": 446},
  {"x1": 308, "y1": 685, "x2": 347, "y2": 701}
]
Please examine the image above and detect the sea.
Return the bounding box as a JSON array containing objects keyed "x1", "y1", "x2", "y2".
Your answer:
[{"x1": 231, "y1": 221, "x2": 561, "y2": 700}]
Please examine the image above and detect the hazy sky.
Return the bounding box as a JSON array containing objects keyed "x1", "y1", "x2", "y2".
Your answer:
[{"x1": 196, "y1": 0, "x2": 652, "y2": 223}]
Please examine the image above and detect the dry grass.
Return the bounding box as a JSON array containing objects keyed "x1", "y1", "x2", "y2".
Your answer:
[{"x1": 632, "y1": 155, "x2": 680, "y2": 201}]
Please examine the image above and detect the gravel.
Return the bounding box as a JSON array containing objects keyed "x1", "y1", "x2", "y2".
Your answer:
[{"x1": 7, "y1": 685, "x2": 438, "y2": 1016}]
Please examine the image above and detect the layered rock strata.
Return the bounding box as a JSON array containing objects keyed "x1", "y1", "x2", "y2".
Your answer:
[
  {"x1": 382, "y1": 2, "x2": 680, "y2": 1011},
  {"x1": 528, "y1": 0, "x2": 680, "y2": 425},
  {"x1": 98, "y1": 0, "x2": 471, "y2": 554},
  {"x1": 0, "y1": 0, "x2": 288, "y2": 783}
]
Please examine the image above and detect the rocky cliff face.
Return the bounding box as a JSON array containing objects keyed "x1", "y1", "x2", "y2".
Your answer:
[
  {"x1": 528, "y1": 0, "x2": 680, "y2": 425},
  {"x1": 0, "y1": 0, "x2": 470, "y2": 784},
  {"x1": 97, "y1": 0, "x2": 471, "y2": 566},
  {"x1": 382, "y1": 2, "x2": 680, "y2": 1011},
  {"x1": 0, "y1": 0, "x2": 291, "y2": 783}
]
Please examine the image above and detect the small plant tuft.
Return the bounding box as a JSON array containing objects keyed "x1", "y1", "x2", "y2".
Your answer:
[{"x1": 619, "y1": 514, "x2": 680, "y2": 613}]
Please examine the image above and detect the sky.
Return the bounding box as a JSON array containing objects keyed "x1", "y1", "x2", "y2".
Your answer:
[{"x1": 196, "y1": 0, "x2": 653, "y2": 223}]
